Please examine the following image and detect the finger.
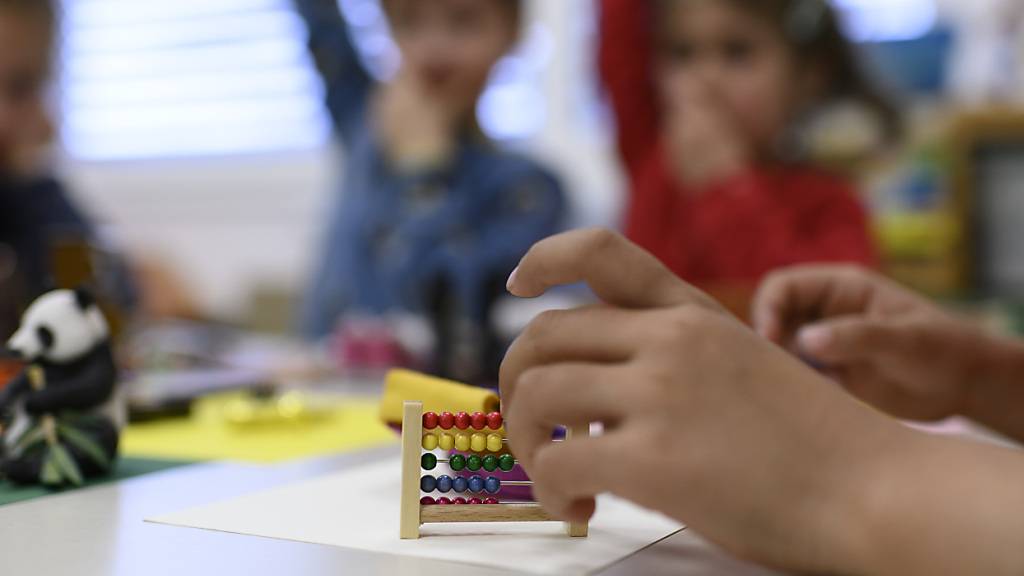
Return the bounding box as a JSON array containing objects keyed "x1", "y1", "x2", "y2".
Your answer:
[
  {"x1": 504, "y1": 363, "x2": 633, "y2": 470},
  {"x1": 752, "y1": 265, "x2": 876, "y2": 342},
  {"x1": 506, "y1": 229, "x2": 719, "y2": 311},
  {"x1": 796, "y1": 317, "x2": 893, "y2": 365},
  {"x1": 528, "y1": 434, "x2": 628, "y2": 523},
  {"x1": 499, "y1": 306, "x2": 641, "y2": 409}
]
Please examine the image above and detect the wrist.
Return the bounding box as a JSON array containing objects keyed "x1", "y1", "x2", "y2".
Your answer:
[{"x1": 962, "y1": 333, "x2": 1024, "y2": 435}]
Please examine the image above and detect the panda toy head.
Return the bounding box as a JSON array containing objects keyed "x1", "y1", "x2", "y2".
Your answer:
[{"x1": 6, "y1": 289, "x2": 109, "y2": 365}]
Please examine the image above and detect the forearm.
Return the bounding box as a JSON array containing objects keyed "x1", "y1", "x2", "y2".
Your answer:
[{"x1": 964, "y1": 334, "x2": 1024, "y2": 442}]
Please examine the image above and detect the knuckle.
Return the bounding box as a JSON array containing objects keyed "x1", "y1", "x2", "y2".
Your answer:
[{"x1": 583, "y1": 228, "x2": 622, "y2": 255}]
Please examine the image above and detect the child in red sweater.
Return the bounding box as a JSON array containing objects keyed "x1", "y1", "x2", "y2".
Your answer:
[{"x1": 599, "y1": 0, "x2": 897, "y2": 310}]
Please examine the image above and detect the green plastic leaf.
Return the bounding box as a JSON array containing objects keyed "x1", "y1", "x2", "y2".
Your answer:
[
  {"x1": 12, "y1": 424, "x2": 46, "y2": 455},
  {"x1": 50, "y1": 443, "x2": 84, "y2": 486},
  {"x1": 40, "y1": 452, "x2": 62, "y2": 486},
  {"x1": 57, "y1": 423, "x2": 111, "y2": 470}
]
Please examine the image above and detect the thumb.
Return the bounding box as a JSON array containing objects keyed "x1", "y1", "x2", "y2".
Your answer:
[{"x1": 796, "y1": 317, "x2": 887, "y2": 365}]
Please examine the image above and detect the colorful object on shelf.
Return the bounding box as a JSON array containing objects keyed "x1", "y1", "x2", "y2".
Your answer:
[{"x1": 398, "y1": 401, "x2": 589, "y2": 539}]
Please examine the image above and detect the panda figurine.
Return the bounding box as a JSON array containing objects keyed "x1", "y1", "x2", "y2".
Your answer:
[{"x1": 0, "y1": 288, "x2": 123, "y2": 485}]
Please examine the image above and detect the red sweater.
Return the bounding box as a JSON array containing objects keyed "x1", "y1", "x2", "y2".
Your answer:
[{"x1": 598, "y1": 0, "x2": 877, "y2": 286}]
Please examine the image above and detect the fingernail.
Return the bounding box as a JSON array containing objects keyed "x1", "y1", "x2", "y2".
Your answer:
[
  {"x1": 797, "y1": 325, "x2": 832, "y2": 353},
  {"x1": 506, "y1": 267, "x2": 519, "y2": 293}
]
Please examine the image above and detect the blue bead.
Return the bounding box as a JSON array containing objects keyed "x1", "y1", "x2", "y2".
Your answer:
[
  {"x1": 468, "y1": 475, "x2": 484, "y2": 493},
  {"x1": 420, "y1": 475, "x2": 437, "y2": 492},
  {"x1": 453, "y1": 476, "x2": 468, "y2": 493},
  {"x1": 436, "y1": 475, "x2": 453, "y2": 493},
  {"x1": 484, "y1": 476, "x2": 501, "y2": 494}
]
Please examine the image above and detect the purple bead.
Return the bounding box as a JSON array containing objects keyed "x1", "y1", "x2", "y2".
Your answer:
[{"x1": 420, "y1": 496, "x2": 436, "y2": 505}]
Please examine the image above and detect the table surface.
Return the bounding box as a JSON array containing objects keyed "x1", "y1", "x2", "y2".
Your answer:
[{"x1": 0, "y1": 446, "x2": 781, "y2": 576}]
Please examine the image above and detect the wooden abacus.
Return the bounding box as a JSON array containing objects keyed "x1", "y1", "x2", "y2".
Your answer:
[{"x1": 399, "y1": 401, "x2": 589, "y2": 539}]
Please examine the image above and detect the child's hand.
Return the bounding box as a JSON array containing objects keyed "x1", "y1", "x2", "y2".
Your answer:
[
  {"x1": 374, "y1": 70, "x2": 457, "y2": 171},
  {"x1": 753, "y1": 265, "x2": 995, "y2": 422},
  {"x1": 501, "y1": 229, "x2": 899, "y2": 573},
  {"x1": 661, "y1": 76, "x2": 750, "y2": 190}
]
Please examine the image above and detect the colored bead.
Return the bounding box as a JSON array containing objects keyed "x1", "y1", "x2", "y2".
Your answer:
[
  {"x1": 470, "y1": 433, "x2": 486, "y2": 452},
  {"x1": 470, "y1": 412, "x2": 487, "y2": 430},
  {"x1": 484, "y1": 477, "x2": 501, "y2": 494},
  {"x1": 438, "y1": 412, "x2": 455, "y2": 429},
  {"x1": 467, "y1": 455, "x2": 482, "y2": 471},
  {"x1": 483, "y1": 497, "x2": 499, "y2": 505},
  {"x1": 453, "y1": 497, "x2": 467, "y2": 505},
  {"x1": 454, "y1": 433, "x2": 471, "y2": 452},
  {"x1": 422, "y1": 412, "x2": 439, "y2": 430},
  {"x1": 449, "y1": 454, "x2": 466, "y2": 471},
  {"x1": 454, "y1": 411, "x2": 471, "y2": 430},
  {"x1": 438, "y1": 432, "x2": 454, "y2": 451},
  {"x1": 486, "y1": 433, "x2": 503, "y2": 452},
  {"x1": 436, "y1": 475, "x2": 453, "y2": 493},
  {"x1": 481, "y1": 455, "x2": 498, "y2": 472},
  {"x1": 468, "y1": 476, "x2": 484, "y2": 493},
  {"x1": 420, "y1": 453, "x2": 437, "y2": 470},
  {"x1": 468, "y1": 497, "x2": 483, "y2": 505},
  {"x1": 437, "y1": 497, "x2": 452, "y2": 505},
  {"x1": 420, "y1": 475, "x2": 437, "y2": 492},
  {"x1": 498, "y1": 454, "x2": 516, "y2": 472},
  {"x1": 453, "y1": 476, "x2": 468, "y2": 493},
  {"x1": 486, "y1": 412, "x2": 503, "y2": 430},
  {"x1": 420, "y1": 496, "x2": 436, "y2": 505},
  {"x1": 422, "y1": 433, "x2": 438, "y2": 451}
]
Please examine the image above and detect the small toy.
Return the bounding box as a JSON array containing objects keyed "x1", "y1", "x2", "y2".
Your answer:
[
  {"x1": 0, "y1": 288, "x2": 122, "y2": 486},
  {"x1": 380, "y1": 369, "x2": 498, "y2": 429},
  {"x1": 399, "y1": 400, "x2": 589, "y2": 539}
]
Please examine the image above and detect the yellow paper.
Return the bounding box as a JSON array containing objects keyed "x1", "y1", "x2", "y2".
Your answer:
[
  {"x1": 378, "y1": 369, "x2": 499, "y2": 425},
  {"x1": 122, "y1": 394, "x2": 396, "y2": 464}
]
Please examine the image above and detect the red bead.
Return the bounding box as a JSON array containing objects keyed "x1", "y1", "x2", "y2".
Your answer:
[
  {"x1": 470, "y1": 412, "x2": 487, "y2": 430},
  {"x1": 438, "y1": 412, "x2": 455, "y2": 430},
  {"x1": 483, "y1": 497, "x2": 499, "y2": 505},
  {"x1": 454, "y1": 411, "x2": 470, "y2": 430},
  {"x1": 468, "y1": 498, "x2": 483, "y2": 505},
  {"x1": 486, "y1": 412, "x2": 503, "y2": 430},
  {"x1": 422, "y1": 412, "x2": 439, "y2": 430},
  {"x1": 420, "y1": 497, "x2": 436, "y2": 505},
  {"x1": 437, "y1": 497, "x2": 452, "y2": 505},
  {"x1": 453, "y1": 497, "x2": 467, "y2": 505}
]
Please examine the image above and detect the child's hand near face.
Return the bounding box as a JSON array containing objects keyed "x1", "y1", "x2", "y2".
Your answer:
[
  {"x1": 754, "y1": 265, "x2": 1024, "y2": 441},
  {"x1": 373, "y1": 69, "x2": 458, "y2": 171},
  {"x1": 500, "y1": 229, "x2": 898, "y2": 573},
  {"x1": 661, "y1": 73, "x2": 750, "y2": 189}
]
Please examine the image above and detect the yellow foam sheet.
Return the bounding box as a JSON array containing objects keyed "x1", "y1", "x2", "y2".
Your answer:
[{"x1": 122, "y1": 395, "x2": 396, "y2": 463}]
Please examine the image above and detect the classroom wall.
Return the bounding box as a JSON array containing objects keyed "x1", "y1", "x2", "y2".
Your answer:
[{"x1": 59, "y1": 0, "x2": 623, "y2": 323}]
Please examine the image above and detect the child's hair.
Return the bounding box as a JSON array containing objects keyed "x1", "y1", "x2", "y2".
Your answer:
[
  {"x1": 0, "y1": 0, "x2": 56, "y2": 37},
  {"x1": 655, "y1": 0, "x2": 901, "y2": 142},
  {"x1": 382, "y1": 0, "x2": 522, "y2": 28}
]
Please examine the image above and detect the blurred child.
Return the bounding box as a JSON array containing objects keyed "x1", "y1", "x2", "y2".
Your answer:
[
  {"x1": 295, "y1": 0, "x2": 566, "y2": 382},
  {"x1": 599, "y1": 0, "x2": 898, "y2": 305}
]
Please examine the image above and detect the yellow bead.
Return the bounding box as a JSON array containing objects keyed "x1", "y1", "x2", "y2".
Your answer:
[
  {"x1": 486, "y1": 433, "x2": 503, "y2": 452},
  {"x1": 439, "y1": 432, "x2": 454, "y2": 451},
  {"x1": 422, "y1": 433, "x2": 438, "y2": 451},
  {"x1": 454, "y1": 433, "x2": 471, "y2": 452},
  {"x1": 470, "y1": 433, "x2": 486, "y2": 453}
]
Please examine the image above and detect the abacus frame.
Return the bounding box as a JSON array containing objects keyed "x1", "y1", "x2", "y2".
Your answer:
[{"x1": 399, "y1": 401, "x2": 589, "y2": 539}]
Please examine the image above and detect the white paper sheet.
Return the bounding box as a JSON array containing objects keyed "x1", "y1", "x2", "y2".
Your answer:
[{"x1": 149, "y1": 458, "x2": 684, "y2": 575}]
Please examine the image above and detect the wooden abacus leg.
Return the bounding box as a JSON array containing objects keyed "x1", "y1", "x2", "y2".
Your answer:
[
  {"x1": 400, "y1": 401, "x2": 424, "y2": 539},
  {"x1": 565, "y1": 424, "x2": 590, "y2": 537}
]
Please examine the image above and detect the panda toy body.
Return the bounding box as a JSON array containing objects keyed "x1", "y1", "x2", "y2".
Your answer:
[{"x1": 0, "y1": 288, "x2": 123, "y2": 485}]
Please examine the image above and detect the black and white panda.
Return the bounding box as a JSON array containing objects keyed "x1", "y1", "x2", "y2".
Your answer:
[{"x1": 0, "y1": 288, "x2": 123, "y2": 484}]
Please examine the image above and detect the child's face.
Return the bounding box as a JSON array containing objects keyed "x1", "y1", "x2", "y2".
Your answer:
[
  {"x1": 657, "y1": 0, "x2": 803, "y2": 154},
  {"x1": 388, "y1": 0, "x2": 516, "y2": 119},
  {"x1": 0, "y1": 8, "x2": 53, "y2": 176}
]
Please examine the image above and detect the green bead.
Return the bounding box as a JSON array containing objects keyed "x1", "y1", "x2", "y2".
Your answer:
[
  {"x1": 467, "y1": 455, "x2": 483, "y2": 471},
  {"x1": 482, "y1": 455, "x2": 499, "y2": 472},
  {"x1": 498, "y1": 454, "x2": 515, "y2": 472},
  {"x1": 421, "y1": 453, "x2": 437, "y2": 471},
  {"x1": 449, "y1": 454, "x2": 466, "y2": 471}
]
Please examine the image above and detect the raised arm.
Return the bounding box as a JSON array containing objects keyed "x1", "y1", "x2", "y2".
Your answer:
[{"x1": 292, "y1": 0, "x2": 375, "y2": 144}]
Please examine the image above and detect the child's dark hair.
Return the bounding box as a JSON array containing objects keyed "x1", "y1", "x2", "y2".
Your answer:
[
  {"x1": 657, "y1": 0, "x2": 902, "y2": 143},
  {"x1": 0, "y1": 0, "x2": 56, "y2": 36}
]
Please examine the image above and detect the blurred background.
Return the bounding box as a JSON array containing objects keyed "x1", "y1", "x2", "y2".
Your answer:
[{"x1": 3, "y1": 0, "x2": 1024, "y2": 471}]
